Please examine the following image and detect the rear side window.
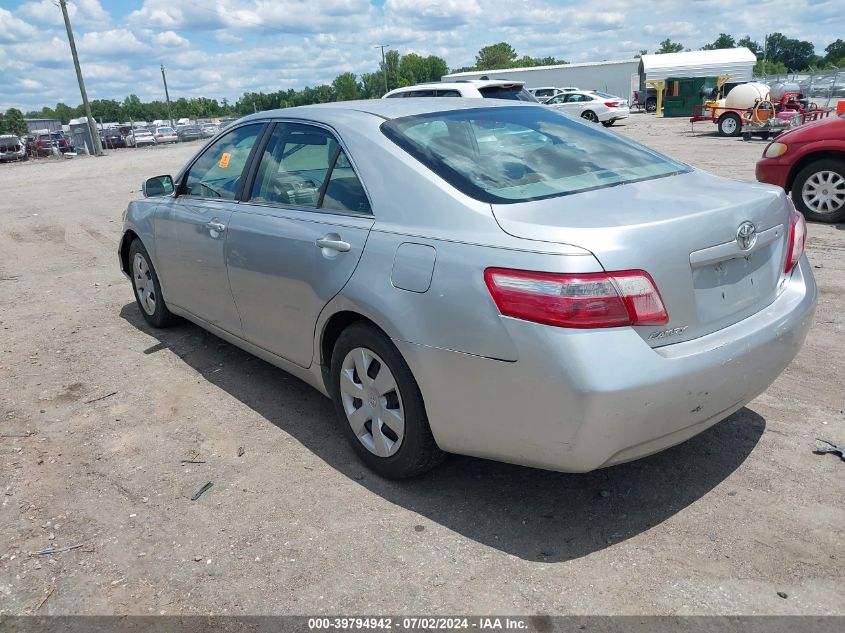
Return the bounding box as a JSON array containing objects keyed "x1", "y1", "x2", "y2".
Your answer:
[
  {"x1": 381, "y1": 106, "x2": 688, "y2": 204},
  {"x1": 436, "y1": 90, "x2": 461, "y2": 97},
  {"x1": 479, "y1": 86, "x2": 537, "y2": 102},
  {"x1": 249, "y1": 123, "x2": 371, "y2": 214}
]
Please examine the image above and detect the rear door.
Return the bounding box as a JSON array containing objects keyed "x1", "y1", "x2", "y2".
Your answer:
[
  {"x1": 154, "y1": 122, "x2": 265, "y2": 334},
  {"x1": 226, "y1": 122, "x2": 374, "y2": 367}
]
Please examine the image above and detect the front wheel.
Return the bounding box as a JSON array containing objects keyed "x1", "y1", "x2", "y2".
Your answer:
[
  {"x1": 330, "y1": 323, "x2": 444, "y2": 478},
  {"x1": 128, "y1": 239, "x2": 176, "y2": 328},
  {"x1": 581, "y1": 110, "x2": 599, "y2": 123},
  {"x1": 791, "y1": 159, "x2": 845, "y2": 223}
]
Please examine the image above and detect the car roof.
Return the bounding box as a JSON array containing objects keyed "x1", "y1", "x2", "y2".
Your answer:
[{"x1": 239, "y1": 97, "x2": 539, "y2": 125}]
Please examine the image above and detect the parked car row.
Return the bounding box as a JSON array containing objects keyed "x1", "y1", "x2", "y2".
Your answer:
[{"x1": 104, "y1": 122, "x2": 221, "y2": 149}]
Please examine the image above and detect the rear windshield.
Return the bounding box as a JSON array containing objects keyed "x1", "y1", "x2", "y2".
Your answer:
[
  {"x1": 380, "y1": 106, "x2": 689, "y2": 204},
  {"x1": 479, "y1": 86, "x2": 536, "y2": 102}
]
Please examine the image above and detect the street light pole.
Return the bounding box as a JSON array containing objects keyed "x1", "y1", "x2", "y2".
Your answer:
[
  {"x1": 161, "y1": 64, "x2": 174, "y2": 127},
  {"x1": 375, "y1": 44, "x2": 390, "y2": 95},
  {"x1": 59, "y1": 0, "x2": 102, "y2": 156}
]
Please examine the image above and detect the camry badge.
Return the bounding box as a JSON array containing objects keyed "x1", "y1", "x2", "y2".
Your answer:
[{"x1": 736, "y1": 221, "x2": 757, "y2": 251}]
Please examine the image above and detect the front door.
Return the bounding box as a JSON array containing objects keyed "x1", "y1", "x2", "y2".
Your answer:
[
  {"x1": 154, "y1": 123, "x2": 265, "y2": 334},
  {"x1": 226, "y1": 122, "x2": 374, "y2": 367}
]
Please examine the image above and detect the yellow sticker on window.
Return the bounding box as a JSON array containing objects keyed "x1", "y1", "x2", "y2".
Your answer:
[{"x1": 218, "y1": 152, "x2": 231, "y2": 169}]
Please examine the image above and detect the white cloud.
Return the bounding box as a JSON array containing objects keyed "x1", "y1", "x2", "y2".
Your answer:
[
  {"x1": 78, "y1": 29, "x2": 151, "y2": 57},
  {"x1": 17, "y1": 0, "x2": 109, "y2": 27},
  {"x1": 153, "y1": 30, "x2": 190, "y2": 48},
  {"x1": 0, "y1": 7, "x2": 38, "y2": 43}
]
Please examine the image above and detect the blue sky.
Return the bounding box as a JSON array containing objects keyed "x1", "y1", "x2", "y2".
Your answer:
[{"x1": 0, "y1": 0, "x2": 842, "y2": 111}]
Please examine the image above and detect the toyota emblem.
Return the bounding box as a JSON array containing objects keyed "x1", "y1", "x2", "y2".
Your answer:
[{"x1": 736, "y1": 221, "x2": 757, "y2": 251}]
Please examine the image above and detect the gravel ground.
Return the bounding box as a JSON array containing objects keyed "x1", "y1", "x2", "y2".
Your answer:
[{"x1": 0, "y1": 113, "x2": 843, "y2": 616}]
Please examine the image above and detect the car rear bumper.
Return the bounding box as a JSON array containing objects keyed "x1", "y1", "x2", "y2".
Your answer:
[
  {"x1": 396, "y1": 256, "x2": 816, "y2": 472},
  {"x1": 756, "y1": 158, "x2": 790, "y2": 190}
]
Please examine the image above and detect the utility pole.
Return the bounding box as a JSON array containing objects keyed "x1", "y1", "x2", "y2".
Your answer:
[
  {"x1": 375, "y1": 44, "x2": 390, "y2": 95},
  {"x1": 59, "y1": 0, "x2": 102, "y2": 156},
  {"x1": 161, "y1": 64, "x2": 174, "y2": 127}
]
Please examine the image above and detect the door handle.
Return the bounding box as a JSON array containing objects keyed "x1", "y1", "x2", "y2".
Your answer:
[
  {"x1": 206, "y1": 220, "x2": 226, "y2": 233},
  {"x1": 315, "y1": 237, "x2": 351, "y2": 253}
]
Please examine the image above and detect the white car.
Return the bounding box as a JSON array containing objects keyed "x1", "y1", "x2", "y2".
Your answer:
[
  {"x1": 528, "y1": 86, "x2": 580, "y2": 100},
  {"x1": 543, "y1": 91, "x2": 630, "y2": 127},
  {"x1": 153, "y1": 126, "x2": 178, "y2": 144},
  {"x1": 383, "y1": 80, "x2": 537, "y2": 102},
  {"x1": 127, "y1": 129, "x2": 156, "y2": 147}
]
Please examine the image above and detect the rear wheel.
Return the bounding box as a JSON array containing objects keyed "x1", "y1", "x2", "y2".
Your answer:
[
  {"x1": 601, "y1": 119, "x2": 615, "y2": 127},
  {"x1": 128, "y1": 239, "x2": 176, "y2": 328},
  {"x1": 330, "y1": 323, "x2": 444, "y2": 478},
  {"x1": 581, "y1": 110, "x2": 599, "y2": 123},
  {"x1": 718, "y1": 112, "x2": 742, "y2": 137},
  {"x1": 645, "y1": 97, "x2": 657, "y2": 112},
  {"x1": 791, "y1": 158, "x2": 845, "y2": 223}
]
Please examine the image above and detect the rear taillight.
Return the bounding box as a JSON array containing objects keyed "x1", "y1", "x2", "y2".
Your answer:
[
  {"x1": 484, "y1": 268, "x2": 668, "y2": 329},
  {"x1": 784, "y1": 210, "x2": 806, "y2": 274},
  {"x1": 604, "y1": 101, "x2": 618, "y2": 107}
]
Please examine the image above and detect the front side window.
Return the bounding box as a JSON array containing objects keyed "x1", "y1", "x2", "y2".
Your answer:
[
  {"x1": 381, "y1": 106, "x2": 688, "y2": 204},
  {"x1": 249, "y1": 123, "x2": 371, "y2": 214},
  {"x1": 183, "y1": 123, "x2": 263, "y2": 199}
]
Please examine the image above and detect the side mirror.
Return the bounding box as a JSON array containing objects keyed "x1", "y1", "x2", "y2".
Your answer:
[{"x1": 142, "y1": 175, "x2": 174, "y2": 198}]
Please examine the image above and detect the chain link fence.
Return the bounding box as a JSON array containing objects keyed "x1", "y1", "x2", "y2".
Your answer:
[{"x1": 753, "y1": 69, "x2": 845, "y2": 108}]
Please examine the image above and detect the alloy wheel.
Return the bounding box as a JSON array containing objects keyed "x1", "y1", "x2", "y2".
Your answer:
[
  {"x1": 802, "y1": 170, "x2": 845, "y2": 215},
  {"x1": 339, "y1": 347, "x2": 405, "y2": 457}
]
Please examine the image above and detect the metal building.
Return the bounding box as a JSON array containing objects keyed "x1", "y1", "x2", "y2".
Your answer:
[
  {"x1": 638, "y1": 47, "x2": 757, "y2": 84},
  {"x1": 442, "y1": 59, "x2": 641, "y2": 102},
  {"x1": 25, "y1": 118, "x2": 62, "y2": 133}
]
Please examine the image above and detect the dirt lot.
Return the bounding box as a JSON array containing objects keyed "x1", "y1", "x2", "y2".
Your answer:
[{"x1": 1, "y1": 114, "x2": 843, "y2": 616}]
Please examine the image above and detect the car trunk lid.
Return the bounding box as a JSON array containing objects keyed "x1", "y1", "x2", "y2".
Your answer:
[{"x1": 490, "y1": 169, "x2": 793, "y2": 346}]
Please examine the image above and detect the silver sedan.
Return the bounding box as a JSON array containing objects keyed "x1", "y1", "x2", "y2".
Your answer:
[{"x1": 120, "y1": 99, "x2": 816, "y2": 478}]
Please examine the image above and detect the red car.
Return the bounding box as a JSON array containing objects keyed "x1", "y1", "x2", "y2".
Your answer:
[{"x1": 756, "y1": 112, "x2": 845, "y2": 223}]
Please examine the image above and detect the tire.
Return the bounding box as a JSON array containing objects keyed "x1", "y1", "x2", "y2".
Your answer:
[
  {"x1": 128, "y1": 239, "x2": 176, "y2": 328},
  {"x1": 718, "y1": 112, "x2": 742, "y2": 137},
  {"x1": 330, "y1": 323, "x2": 444, "y2": 478},
  {"x1": 581, "y1": 110, "x2": 599, "y2": 123},
  {"x1": 601, "y1": 120, "x2": 615, "y2": 127},
  {"x1": 791, "y1": 158, "x2": 845, "y2": 223},
  {"x1": 645, "y1": 97, "x2": 657, "y2": 112}
]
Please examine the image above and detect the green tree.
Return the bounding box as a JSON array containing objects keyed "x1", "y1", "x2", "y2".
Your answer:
[
  {"x1": 361, "y1": 71, "x2": 386, "y2": 98},
  {"x1": 737, "y1": 35, "x2": 760, "y2": 56},
  {"x1": 332, "y1": 72, "x2": 361, "y2": 101},
  {"x1": 2, "y1": 108, "x2": 28, "y2": 136},
  {"x1": 754, "y1": 59, "x2": 787, "y2": 75},
  {"x1": 701, "y1": 33, "x2": 735, "y2": 50},
  {"x1": 657, "y1": 39, "x2": 684, "y2": 54},
  {"x1": 533, "y1": 55, "x2": 566, "y2": 66},
  {"x1": 765, "y1": 32, "x2": 814, "y2": 71},
  {"x1": 475, "y1": 42, "x2": 518, "y2": 70},
  {"x1": 381, "y1": 49, "x2": 401, "y2": 91},
  {"x1": 89, "y1": 99, "x2": 121, "y2": 122},
  {"x1": 824, "y1": 39, "x2": 845, "y2": 65},
  {"x1": 54, "y1": 102, "x2": 75, "y2": 124}
]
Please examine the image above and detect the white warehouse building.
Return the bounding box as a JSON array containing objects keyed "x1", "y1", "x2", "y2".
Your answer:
[
  {"x1": 442, "y1": 59, "x2": 640, "y2": 102},
  {"x1": 441, "y1": 48, "x2": 757, "y2": 103}
]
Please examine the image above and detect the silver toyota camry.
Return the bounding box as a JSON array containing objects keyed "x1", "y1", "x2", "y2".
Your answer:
[{"x1": 119, "y1": 99, "x2": 817, "y2": 478}]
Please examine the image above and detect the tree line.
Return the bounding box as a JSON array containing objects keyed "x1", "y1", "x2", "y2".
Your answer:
[{"x1": 2, "y1": 34, "x2": 843, "y2": 132}]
